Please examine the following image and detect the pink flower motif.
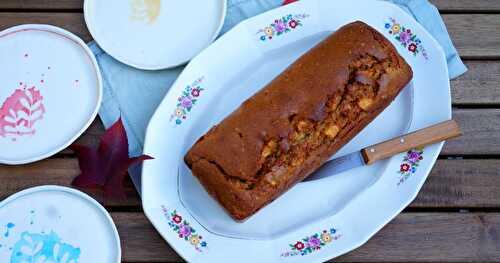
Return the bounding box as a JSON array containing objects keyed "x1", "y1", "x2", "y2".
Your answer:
[
  {"x1": 408, "y1": 43, "x2": 417, "y2": 53},
  {"x1": 172, "y1": 214, "x2": 182, "y2": 224},
  {"x1": 191, "y1": 88, "x2": 200, "y2": 97},
  {"x1": 289, "y1": 20, "x2": 298, "y2": 28},
  {"x1": 400, "y1": 163, "x2": 410, "y2": 172},
  {"x1": 294, "y1": 241, "x2": 305, "y2": 251}
]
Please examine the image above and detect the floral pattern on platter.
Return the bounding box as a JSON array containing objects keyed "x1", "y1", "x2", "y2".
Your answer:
[
  {"x1": 397, "y1": 148, "x2": 424, "y2": 185},
  {"x1": 385, "y1": 18, "x2": 428, "y2": 59},
  {"x1": 0, "y1": 83, "x2": 46, "y2": 140},
  {"x1": 257, "y1": 14, "x2": 309, "y2": 41},
  {"x1": 281, "y1": 228, "x2": 341, "y2": 257},
  {"x1": 169, "y1": 77, "x2": 204, "y2": 125},
  {"x1": 161, "y1": 205, "x2": 207, "y2": 252}
]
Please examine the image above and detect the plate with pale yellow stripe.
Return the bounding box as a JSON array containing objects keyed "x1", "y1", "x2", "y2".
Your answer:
[{"x1": 84, "y1": 0, "x2": 227, "y2": 70}]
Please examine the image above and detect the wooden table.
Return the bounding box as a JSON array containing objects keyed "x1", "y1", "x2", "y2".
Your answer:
[{"x1": 1, "y1": 1, "x2": 500, "y2": 262}]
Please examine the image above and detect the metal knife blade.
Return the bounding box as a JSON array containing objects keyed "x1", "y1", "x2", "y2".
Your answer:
[{"x1": 303, "y1": 151, "x2": 366, "y2": 182}]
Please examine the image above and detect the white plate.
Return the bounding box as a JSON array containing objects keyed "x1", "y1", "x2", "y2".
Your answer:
[
  {"x1": 0, "y1": 25, "x2": 102, "y2": 165},
  {"x1": 84, "y1": 0, "x2": 227, "y2": 70},
  {"x1": 142, "y1": 0, "x2": 450, "y2": 261},
  {"x1": 0, "y1": 186, "x2": 121, "y2": 262}
]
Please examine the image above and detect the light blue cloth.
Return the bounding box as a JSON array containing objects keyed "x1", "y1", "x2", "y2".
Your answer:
[{"x1": 88, "y1": 0, "x2": 467, "y2": 193}]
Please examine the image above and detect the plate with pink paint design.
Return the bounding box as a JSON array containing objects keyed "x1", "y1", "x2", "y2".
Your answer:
[
  {"x1": 141, "y1": 0, "x2": 450, "y2": 262},
  {"x1": 0, "y1": 24, "x2": 102, "y2": 165}
]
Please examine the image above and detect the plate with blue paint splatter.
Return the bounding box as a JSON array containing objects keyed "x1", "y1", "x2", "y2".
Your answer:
[{"x1": 0, "y1": 186, "x2": 121, "y2": 262}]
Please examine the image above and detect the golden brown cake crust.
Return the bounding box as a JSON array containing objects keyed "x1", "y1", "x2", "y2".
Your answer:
[{"x1": 184, "y1": 21, "x2": 413, "y2": 220}]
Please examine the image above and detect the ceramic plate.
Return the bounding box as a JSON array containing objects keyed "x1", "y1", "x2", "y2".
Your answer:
[
  {"x1": 0, "y1": 186, "x2": 121, "y2": 262},
  {"x1": 142, "y1": 0, "x2": 450, "y2": 261},
  {"x1": 84, "y1": 0, "x2": 227, "y2": 70},
  {"x1": 0, "y1": 24, "x2": 102, "y2": 165}
]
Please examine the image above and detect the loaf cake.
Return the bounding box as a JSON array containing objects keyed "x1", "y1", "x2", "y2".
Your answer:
[{"x1": 184, "y1": 21, "x2": 413, "y2": 220}]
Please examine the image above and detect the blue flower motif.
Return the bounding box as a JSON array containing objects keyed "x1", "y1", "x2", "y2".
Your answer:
[
  {"x1": 201, "y1": 241, "x2": 207, "y2": 247},
  {"x1": 411, "y1": 167, "x2": 416, "y2": 173},
  {"x1": 260, "y1": 35, "x2": 266, "y2": 41},
  {"x1": 416, "y1": 39, "x2": 421, "y2": 44},
  {"x1": 385, "y1": 23, "x2": 391, "y2": 29},
  {"x1": 175, "y1": 119, "x2": 181, "y2": 125},
  {"x1": 330, "y1": 228, "x2": 336, "y2": 234}
]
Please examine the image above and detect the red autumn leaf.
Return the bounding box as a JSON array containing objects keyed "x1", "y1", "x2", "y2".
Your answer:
[
  {"x1": 71, "y1": 118, "x2": 153, "y2": 200},
  {"x1": 283, "y1": 0, "x2": 298, "y2": 5}
]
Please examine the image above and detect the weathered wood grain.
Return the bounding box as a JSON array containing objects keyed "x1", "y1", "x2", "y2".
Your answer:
[
  {"x1": 452, "y1": 61, "x2": 500, "y2": 105},
  {"x1": 0, "y1": 13, "x2": 90, "y2": 41},
  {"x1": 1, "y1": 159, "x2": 499, "y2": 208},
  {"x1": 414, "y1": 159, "x2": 500, "y2": 208},
  {"x1": 0, "y1": 13, "x2": 499, "y2": 58},
  {"x1": 111, "y1": 212, "x2": 500, "y2": 262},
  {"x1": 443, "y1": 109, "x2": 500, "y2": 155},
  {"x1": 0, "y1": 0, "x2": 499, "y2": 12},
  {"x1": 432, "y1": 0, "x2": 500, "y2": 11},
  {"x1": 336, "y1": 213, "x2": 500, "y2": 262},
  {"x1": 443, "y1": 14, "x2": 500, "y2": 58},
  {"x1": 0, "y1": 0, "x2": 82, "y2": 10},
  {"x1": 0, "y1": 158, "x2": 141, "y2": 206}
]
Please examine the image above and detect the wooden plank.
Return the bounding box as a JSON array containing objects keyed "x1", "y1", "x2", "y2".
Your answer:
[
  {"x1": 452, "y1": 61, "x2": 500, "y2": 105},
  {"x1": 443, "y1": 14, "x2": 500, "y2": 58},
  {"x1": 111, "y1": 212, "x2": 500, "y2": 262},
  {"x1": 0, "y1": 159, "x2": 141, "y2": 206},
  {"x1": 1, "y1": 159, "x2": 499, "y2": 208},
  {"x1": 0, "y1": 13, "x2": 91, "y2": 42},
  {"x1": 0, "y1": 13, "x2": 498, "y2": 58},
  {"x1": 0, "y1": 0, "x2": 82, "y2": 10},
  {"x1": 336, "y1": 213, "x2": 500, "y2": 262},
  {"x1": 0, "y1": 0, "x2": 499, "y2": 12},
  {"x1": 432, "y1": 0, "x2": 500, "y2": 12},
  {"x1": 443, "y1": 109, "x2": 500, "y2": 155},
  {"x1": 414, "y1": 159, "x2": 500, "y2": 208}
]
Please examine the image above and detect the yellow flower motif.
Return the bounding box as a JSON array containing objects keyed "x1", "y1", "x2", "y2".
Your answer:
[
  {"x1": 175, "y1": 107, "x2": 184, "y2": 117},
  {"x1": 321, "y1": 232, "x2": 332, "y2": 243},
  {"x1": 189, "y1": 235, "x2": 200, "y2": 246},
  {"x1": 264, "y1": 26, "x2": 275, "y2": 37},
  {"x1": 391, "y1": 24, "x2": 401, "y2": 33}
]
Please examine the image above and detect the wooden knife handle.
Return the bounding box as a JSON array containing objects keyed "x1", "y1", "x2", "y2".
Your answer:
[{"x1": 361, "y1": 120, "x2": 462, "y2": 165}]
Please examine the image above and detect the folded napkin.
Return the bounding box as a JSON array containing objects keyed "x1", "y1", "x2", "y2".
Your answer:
[{"x1": 88, "y1": 0, "x2": 467, "y2": 193}]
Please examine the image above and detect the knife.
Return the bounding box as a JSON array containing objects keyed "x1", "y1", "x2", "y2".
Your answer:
[{"x1": 304, "y1": 120, "x2": 462, "y2": 181}]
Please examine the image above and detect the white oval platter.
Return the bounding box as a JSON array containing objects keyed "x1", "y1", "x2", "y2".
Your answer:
[{"x1": 141, "y1": 0, "x2": 450, "y2": 261}]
